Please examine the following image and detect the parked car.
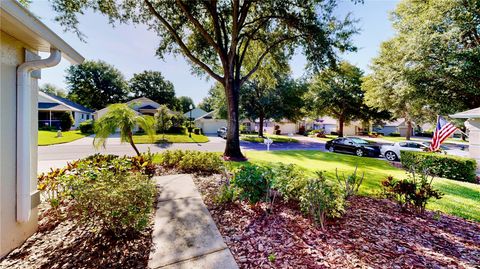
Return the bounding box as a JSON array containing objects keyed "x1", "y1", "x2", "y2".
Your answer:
[
  {"x1": 217, "y1": 127, "x2": 227, "y2": 139},
  {"x1": 380, "y1": 141, "x2": 466, "y2": 161},
  {"x1": 325, "y1": 137, "x2": 381, "y2": 157}
]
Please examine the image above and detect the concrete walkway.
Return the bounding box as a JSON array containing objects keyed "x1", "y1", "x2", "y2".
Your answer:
[{"x1": 149, "y1": 174, "x2": 238, "y2": 269}]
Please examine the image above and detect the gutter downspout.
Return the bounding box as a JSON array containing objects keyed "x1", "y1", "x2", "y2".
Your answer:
[{"x1": 16, "y1": 48, "x2": 61, "y2": 223}]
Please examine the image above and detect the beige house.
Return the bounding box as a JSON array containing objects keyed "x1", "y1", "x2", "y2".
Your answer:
[
  {"x1": 451, "y1": 108, "x2": 480, "y2": 169},
  {"x1": 94, "y1": 97, "x2": 163, "y2": 119},
  {"x1": 1, "y1": 0, "x2": 84, "y2": 257}
]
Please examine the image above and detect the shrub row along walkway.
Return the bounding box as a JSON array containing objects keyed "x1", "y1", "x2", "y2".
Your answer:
[{"x1": 150, "y1": 174, "x2": 238, "y2": 269}]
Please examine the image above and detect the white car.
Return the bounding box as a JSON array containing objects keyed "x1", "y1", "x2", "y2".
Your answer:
[{"x1": 380, "y1": 141, "x2": 466, "y2": 161}]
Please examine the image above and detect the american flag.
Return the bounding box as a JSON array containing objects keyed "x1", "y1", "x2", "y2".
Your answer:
[{"x1": 429, "y1": 116, "x2": 458, "y2": 151}]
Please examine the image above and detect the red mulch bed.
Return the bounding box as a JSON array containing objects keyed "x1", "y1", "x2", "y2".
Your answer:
[
  {"x1": 0, "y1": 205, "x2": 154, "y2": 269},
  {"x1": 194, "y1": 176, "x2": 480, "y2": 269}
]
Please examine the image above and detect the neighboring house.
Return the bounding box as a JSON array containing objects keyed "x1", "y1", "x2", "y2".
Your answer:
[
  {"x1": 184, "y1": 108, "x2": 207, "y2": 120},
  {"x1": 0, "y1": 0, "x2": 84, "y2": 257},
  {"x1": 261, "y1": 119, "x2": 297, "y2": 135},
  {"x1": 300, "y1": 117, "x2": 338, "y2": 134},
  {"x1": 94, "y1": 97, "x2": 162, "y2": 119},
  {"x1": 373, "y1": 118, "x2": 415, "y2": 137},
  {"x1": 38, "y1": 91, "x2": 93, "y2": 129},
  {"x1": 193, "y1": 111, "x2": 227, "y2": 134}
]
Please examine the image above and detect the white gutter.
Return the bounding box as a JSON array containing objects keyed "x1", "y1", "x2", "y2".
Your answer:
[{"x1": 16, "y1": 48, "x2": 62, "y2": 223}]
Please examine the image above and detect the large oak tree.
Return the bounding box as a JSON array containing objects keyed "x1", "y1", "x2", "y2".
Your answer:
[{"x1": 52, "y1": 0, "x2": 356, "y2": 159}]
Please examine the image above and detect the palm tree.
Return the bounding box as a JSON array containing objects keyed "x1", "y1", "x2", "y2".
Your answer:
[{"x1": 94, "y1": 103, "x2": 155, "y2": 156}]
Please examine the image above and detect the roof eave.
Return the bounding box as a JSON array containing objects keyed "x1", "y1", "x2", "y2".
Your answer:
[{"x1": 1, "y1": 0, "x2": 84, "y2": 64}]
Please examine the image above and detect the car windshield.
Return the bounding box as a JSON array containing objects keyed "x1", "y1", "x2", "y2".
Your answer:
[{"x1": 350, "y1": 138, "x2": 369, "y2": 144}]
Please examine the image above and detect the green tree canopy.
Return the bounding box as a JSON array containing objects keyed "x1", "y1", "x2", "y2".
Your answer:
[
  {"x1": 129, "y1": 71, "x2": 176, "y2": 108},
  {"x1": 365, "y1": 0, "x2": 480, "y2": 120},
  {"x1": 308, "y1": 62, "x2": 384, "y2": 137},
  {"x1": 40, "y1": 83, "x2": 67, "y2": 98},
  {"x1": 66, "y1": 60, "x2": 129, "y2": 110},
  {"x1": 241, "y1": 76, "x2": 307, "y2": 137},
  {"x1": 176, "y1": 96, "x2": 195, "y2": 114},
  {"x1": 51, "y1": 0, "x2": 357, "y2": 160}
]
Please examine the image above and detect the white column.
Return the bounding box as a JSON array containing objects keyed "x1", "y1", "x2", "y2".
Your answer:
[{"x1": 465, "y1": 118, "x2": 480, "y2": 169}]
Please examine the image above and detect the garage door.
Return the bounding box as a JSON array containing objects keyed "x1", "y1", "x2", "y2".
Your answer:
[
  {"x1": 200, "y1": 119, "x2": 228, "y2": 134},
  {"x1": 279, "y1": 123, "x2": 297, "y2": 134}
]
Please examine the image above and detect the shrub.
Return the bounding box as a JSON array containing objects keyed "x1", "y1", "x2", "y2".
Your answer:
[
  {"x1": 166, "y1": 126, "x2": 187, "y2": 134},
  {"x1": 37, "y1": 154, "x2": 157, "y2": 235},
  {"x1": 159, "y1": 150, "x2": 223, "y2": 174},
  {"x1": 299, "y1": 172, "x2": 345, "y2": 230},
  {"x1": 389, "y1": 132, "x2": 401, "y2": 137},
  {"x1": 271, "y1": 163, "x2": 308, "y2": 201},
  {"x1": 79, "y1": 120, "x2": 94, "y2": 134},
  {"x1": 232, "y1": 164, "x2": 272, "y2": 204},
  {"x1": 59, "y1": 112, "x2": 74, "y2": 131},
  {"x1": 335, "y1": 166, "x2": 364, "y2": 198},
  {"x1": 213, "y1": 183, "x2": 238, "y2": 204},
  {"x1": 274, "y1": 125, "x2": 281, "y2": 135},
  {"x1": 382, "y1": 172, "x2": 443, "y2": 213},
  {"x1": 66, "y1": 169, "x2": 156, "y2": 235},
  {"x1": 400, "y1": 151, "x2": 477, "y2": 182}
]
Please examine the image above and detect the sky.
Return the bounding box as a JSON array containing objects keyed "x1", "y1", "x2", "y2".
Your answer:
[{"x1": 29, "y1": 0, "x2": 398, "y2": 104}]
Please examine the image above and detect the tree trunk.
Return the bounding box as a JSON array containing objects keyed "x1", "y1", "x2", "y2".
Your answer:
[
  {"x1": 224, "y1": 78, "x2": 245, "y2": 160},
  {"x1": 338, "y1": 116, "x2": 345, "y2": 137},
  {"x1": 128, "y1": 131, "x2": 141, "y2": 156},
  {"x1": 406, "y1": 120, "x2": 412, "y2": 140},
  {"x1": 259, "y1": 112, "x2": 265, "y2": 138}
]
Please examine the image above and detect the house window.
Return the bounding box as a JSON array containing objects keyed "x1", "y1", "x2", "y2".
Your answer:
[
  {"x1": 81, "y1": 114, "x2": 84, "y2": 119},
  {"x1": 72, "y1": 111, "x2": 75, "y2": 118},
  {"x1": 86, "y1": 114, "x2": 90, "y2": 120}
]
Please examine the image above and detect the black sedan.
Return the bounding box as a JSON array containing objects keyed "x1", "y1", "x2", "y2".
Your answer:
[{"x1": 325, "y1": 137, "x2": 381, "y2": 157}]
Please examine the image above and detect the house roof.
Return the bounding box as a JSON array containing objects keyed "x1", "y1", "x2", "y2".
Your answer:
[
  {"x1": 184, "y1": 108, "x2": 208, "y2": 119},
  {"x1": 0, "y1": 0, "x2": 84, "y2": 64},
  {"x1": 195, "y1": 111, "x2": 216, "y2": 121},
  {"x1": 450, "y1": 107, "x2": 480, "y2": 119},
  {"x1": 39, "y1": 91, "x2": 93, "y2": 113},
  {"x1": 126, "y1": 97, "x2": 160, "y2": 106},
  {"x1": 139, "y1": 105, "x2": 157, "y2": 110}
]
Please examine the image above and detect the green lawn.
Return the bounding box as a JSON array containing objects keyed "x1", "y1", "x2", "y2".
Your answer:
[
  {"x1": 133, "y1": 133, "x2": 209, "y2": 144},
  {"x1": 38, "y1": 130, "x2": 87, "y2": 146},
  {"x1": 240, "y1": 150, "x2": 480, "y2": 222},
  {"x1": 241, "y1": 134, "x2": 298, "y2": 143}
]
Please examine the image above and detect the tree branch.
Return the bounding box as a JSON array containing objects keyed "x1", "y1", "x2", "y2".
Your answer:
[
  {"x1": 176, "y1": 0, "x2": 226, "y2": 62},
  {"x1": 240, "y1": 35, "x2": 301, "y2": 85},
  {"x1": 144, "y1": 0, "x2": 223, "y2": 82}
]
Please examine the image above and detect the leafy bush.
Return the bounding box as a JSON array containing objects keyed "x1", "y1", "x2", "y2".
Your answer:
[
  {"x1": 271, "y1": 163, "x2": 308, "y2": 201},
  {"x1": 213, "y1": 183, "x2": 238, "y2": 204},
  {"x1": 232, "y1": 164, "x2": 272, "y2": 204},
  {"x1": 382, "y1": 172, "x2": 443, "y2": 213},
  {"x1": 400, "y1": 151, "x2": 477, "y2": 182},
  {"x1": 159, "y1": 150, "x2": 223, "y2": 174},
  {"x1": 166, "y1": 126, "x2": 187, "y2": 134},
  {"x1": 66, "y1": 169, "x2": 155, "y2": 235},
  {"x1": 389, "y1": 132, "x2": 401, "y2": 137},
  {"x1": 299, "y1": 172, "x2": 345, "y2": 230},
  {"x1": 335, "y1": 166, "x2": 364, "y2": 198},
  {"x1": 79, "y1": 120, "x2": 94, "y2": 134},
  {"x1": 37, "y1": 153, "x2": 157, "y2": 235},
  {"x1": 59, "y1": 112, "x2": 74, "y2": 131}
]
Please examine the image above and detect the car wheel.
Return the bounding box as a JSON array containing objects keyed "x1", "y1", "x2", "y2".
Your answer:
[
  {"x1": 384, "y1": 151, "x2": 398, "y2": 161},
  {"x1": 328, "y1": 146, "x2": 334, "y2": 152},
  {"x1": 356, "y1": 149, "x2": 364, "y2": 157}
]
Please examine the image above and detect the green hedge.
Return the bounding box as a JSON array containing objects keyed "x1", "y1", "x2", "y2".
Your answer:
[
  {"x1": 79, "y1": 120, "x2": 94, "y2": 134},
  {"x1": 400, "y1": 151, "x2": 477, "y2": 183}
]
